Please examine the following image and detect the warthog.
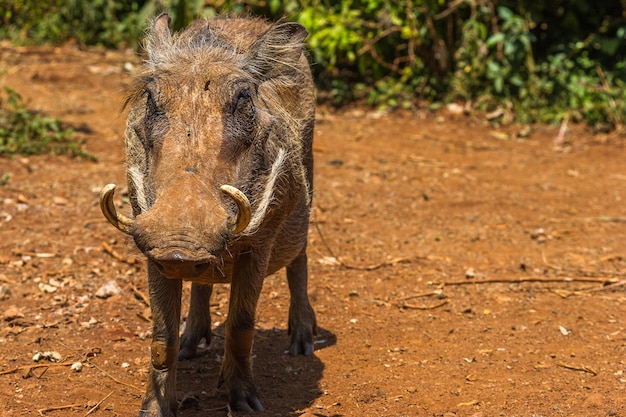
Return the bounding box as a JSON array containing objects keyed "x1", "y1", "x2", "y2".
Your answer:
[{"x1": 99, "y1": 13, "x2": 316, "y2": 415}]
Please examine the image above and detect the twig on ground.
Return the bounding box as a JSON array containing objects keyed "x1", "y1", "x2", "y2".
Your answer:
[
  {"x1": 343, "y1": 257, "x2": 411, "y2": 271},
  {"x1": 588, "y1": 254, "x2": 624, "y2": 265},
  {"x1": 557, "y1": 362, "x2": 597, "y2": 376},
  {"x1": 578, "y1": 280, "x2": 626, "y2": 293},
  {"x1": 401, "y1": 300, "x2": 449, "y2": 310},
  {"x1": 541, "y1": 250, "x2": 562, "y2": 271},
  {"x1": 548, "y1": 216, "x2": 626, "y2": 224},
  {"x1": 37, "y1": 403, "x2": 82, "y2": 416},
  {"x1": 0, "y1": 360, "x2": 77, "y2": 377},
  {"x1": 541, "y1": 250, "x2": 625, "y2": 278},
  {"x1": 87, "y1": 361, "x2": 142, "y2": 393},
  {"x1": 129, "y1": 284, "x2": 150, "y2": 306},
  {"x1": 101, "y1": 241, "x2": 136, "y2": 265},
  {"x1": 395, "y1": 291, "x2": 441, "y2": 302},
  {"x1": 83, "y1": 391, "x2": 113, "y2": 417},
  {"x1": 437, "y1": 277, "x2": 618, "y2": 287}
]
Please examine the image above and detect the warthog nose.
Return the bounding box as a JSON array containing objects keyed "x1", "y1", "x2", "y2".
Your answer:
[{"x1": 151, "y1": 249, "x2": 214, "y2": 279}]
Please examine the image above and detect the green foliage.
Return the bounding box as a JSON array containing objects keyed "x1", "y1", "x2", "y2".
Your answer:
[
  {"x1": 449, "y1": 1, "x2": 625, "y2": 127},
  {"x1": 1, "y1": 0, "x2": 625, "y2": 128},
  {"x1": 0, "y1": 0, "x2": 146, "y2": 47},
  {"x1": 0, "y1": 87, "x2": 94, "y2": 159}
]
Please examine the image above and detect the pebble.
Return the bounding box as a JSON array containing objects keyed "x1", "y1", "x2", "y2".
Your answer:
[
  {"x1": 71, "y1": 362, "x2": 83, "y2": 372},
  {"x1": 53, "y1": 196, "x2": 69, "y2": 206},
  {"x1": 0, "y1": 285, "x2": 11, "y2": 300},
  {"x1": 3, "y1": 305, "x2": 24, "y2": 321},
  {"x1": 80, "y1": 317, "x2": 98, "y2": 329},
  {"x1": 38, "y1": 283, "x2": 57, "y2": 294},
  {"x1": 95, "y1": 280, "x2": 123, "y2": 299},
  {"x1": 33, "y1": 351, "x2": 62, "y2": 363}
]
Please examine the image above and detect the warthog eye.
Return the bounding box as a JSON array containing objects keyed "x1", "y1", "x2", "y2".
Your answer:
[
  {"x1": 232, "y1": 87, "x2": 256, "y2": 137},
  {"x1": 222, "y1": 83, "x2": 258, "y2": 156},
  {"x1": 234, "y1": 88, "x2": 254, "y2": 116},
  {"x1": 143, "y1": 89, "x2": 168, "y2": 149}
]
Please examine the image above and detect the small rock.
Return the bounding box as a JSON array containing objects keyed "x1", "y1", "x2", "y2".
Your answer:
[
  {"x1": 48, "y1": 278, "x2": 64, "y2": 288},
  {"x1": 53, "y1": 196, "x2": 69, "y2": 206},
  {"x1": 33, "y1": 351, "x2": 62, "y2": 363},
  {"x1": 0, "y1": 285, "x2": 11, "y2": 300},
  {"x1": 71, "y1": 362, "x2": 83, "y2": 372},
  {"x1": 80, "y1": 317, "x2": 98, "y2": 329},
  {"x1": 3, "y1": 305, "x2": 24, "y2": 321},
  {"x1": 0, "y1": 211, "x2": 12, "y2": 222},
  {"x1": 95, "y1": 280, "x2": 123, "y2": 299},
  {"x1": 38, "y1": 282, "x2": 58, "y2": 294},
  {"x1": 446, "y1": 103, "x2": 465, "y2": 115},
  {"x1": 318, "y1": 256, "x2": 340, "y2": 266},
  {"x1": 530, "y1": 228, "x2": 546, "y2": 239},
  {"x1": 465, "y1": 268, "x2": 476, "y2": 279}
]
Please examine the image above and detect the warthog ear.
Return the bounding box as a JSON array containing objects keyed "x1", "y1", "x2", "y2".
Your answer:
[
  {"x1": 245, "y1": 22, "x2": 308, "y2": 80},
  {"x1": 146, "y1": 13, "x2": 172, "y2": 62}
]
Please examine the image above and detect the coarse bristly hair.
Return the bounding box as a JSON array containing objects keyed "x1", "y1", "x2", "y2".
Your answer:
[{"x1": 123, "y1": 15, "x2": 315, "y2": 233}]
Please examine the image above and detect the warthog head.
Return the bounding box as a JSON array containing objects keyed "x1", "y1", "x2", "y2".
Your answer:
[{"x1": 100, "y1": 15, "x2": 312, "y2": 280}]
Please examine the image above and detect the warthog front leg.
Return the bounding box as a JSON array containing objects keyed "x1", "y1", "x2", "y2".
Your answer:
[
  {"x1": 179, "y1": 283, "x2": 213, "y2": 360},
  {"x1": 140, "y1": 261, "x2": 182, "y2": 417},
  {"x1": 287, "y1": 247, "x2": 317, "y2": 356},
  {"x1": 219, "y1": 251, "x2": 266, "y2": 412}
]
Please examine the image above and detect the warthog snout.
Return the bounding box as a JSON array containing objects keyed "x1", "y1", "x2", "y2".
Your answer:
[
  {"x1": 100, "y1": 183, "x2": 252, "y2": 237},
  {"x1": 148, "y1": 248, "x2": 215, "y2": 279}
]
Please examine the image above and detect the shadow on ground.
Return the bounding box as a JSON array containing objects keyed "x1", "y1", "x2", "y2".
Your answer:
[{"x1": 174, "y1": 326, "x2": 336, "y2": 416}]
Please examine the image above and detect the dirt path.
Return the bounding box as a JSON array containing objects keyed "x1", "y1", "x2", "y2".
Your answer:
[{"x1": 0, "y1": 45, "x2": 625, "y2": 417}]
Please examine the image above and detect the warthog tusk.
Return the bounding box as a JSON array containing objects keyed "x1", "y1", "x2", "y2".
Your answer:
[
  {"x1": 100, "y1": 184, "x2": 135, "y2": 234},
  {"x1": 220, "y1": 185, "x2": 251, "y2": 234}
]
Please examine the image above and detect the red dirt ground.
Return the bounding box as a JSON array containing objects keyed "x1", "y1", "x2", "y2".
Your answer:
[{"x1": 0, "y1": 44, "x2": 625, "y2": 417}]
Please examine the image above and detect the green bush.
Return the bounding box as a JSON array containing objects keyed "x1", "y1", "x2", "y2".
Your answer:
[
  {"x1": 0, "y1": 87, "x2": 94, "y2": 159},
  {"x1": 0, "y1": 0, "x2": 146, "y2": 47},
  {"x1": 1, "y1": 0, "x2": 624, "y2": 128}
]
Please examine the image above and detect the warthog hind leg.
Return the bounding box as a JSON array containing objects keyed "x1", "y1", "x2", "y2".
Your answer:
[{"x1": 287, "y1": 248, "x2": 317, "y2": 356}]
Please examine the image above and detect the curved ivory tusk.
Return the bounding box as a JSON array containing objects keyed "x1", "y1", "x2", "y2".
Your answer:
[
  {"x1": 220, "y1": 185, "x2": 252, "y2": 234},
  {"x1": 99, "y1": 184, "x2": 135, "y2": 234}
]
